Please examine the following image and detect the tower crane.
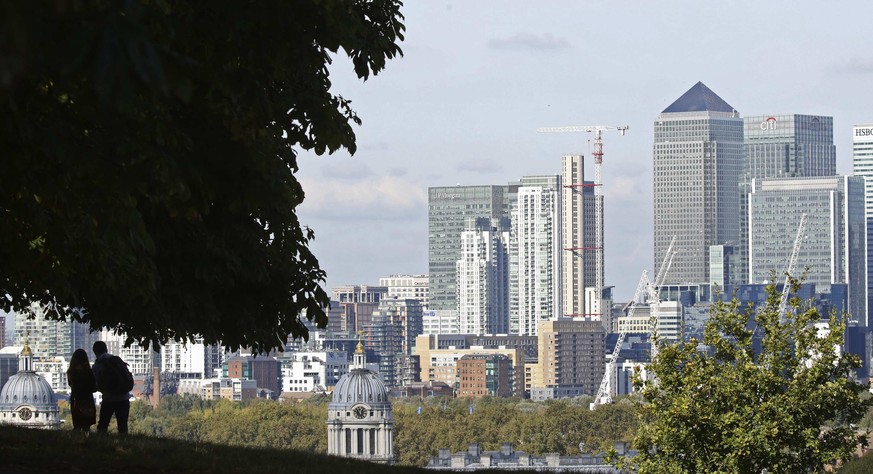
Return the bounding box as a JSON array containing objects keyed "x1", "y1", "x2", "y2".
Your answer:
[
  {"x1": 648, "y1": 236, "x2": 677, "y2": 361},
  {"x1": 537, "y1": 125, "x2": 629, "y2": 318},
  {"x1": 590, "y1": 236, "x2": 677, "y2": 410},
  {"x1": 779, "y1": 213, "x2": 808, "y2": 321}
]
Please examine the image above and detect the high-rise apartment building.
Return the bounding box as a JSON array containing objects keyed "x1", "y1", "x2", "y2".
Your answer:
[
  {"x1": 749, "y1": 176, "x2": 867, "y2": 324},
  {"x1": 737, "y1": 114, "x2": 836, "y2": 283},
  {"x1": 428, "y1": 185, "x2": 519, "y2": 313},
  {"x1": 852, "y1": 124, "x2": 873, "y2": 326},
  {"x1": 14, "y1": 302, "x2": 97, "y2": 360},
  {"x1": 456, "y1": 218, "x2": 511, "y2": 335},
  {"x1": 511, "y1": 175, "x2": 563, "y2": 335},
  {"x1": 561, "y1": 155, "x2": 599, "y2": 317},
  {"x1": 653, "y1": 82, "x2": 743, "y2": 285}
]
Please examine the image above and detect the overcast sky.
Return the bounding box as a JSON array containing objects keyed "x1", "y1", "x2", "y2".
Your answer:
[{"x1": 294, "y1": 1, "x2": 873, "y2": 302}]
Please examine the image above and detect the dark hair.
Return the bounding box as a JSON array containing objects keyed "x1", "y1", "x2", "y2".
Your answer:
[
  {"x1": 67, "y1": 348, "x2": 91, "y2": 376},
  {"x1": 93, "y1": 340, "x2": 108, "y2": 356}
]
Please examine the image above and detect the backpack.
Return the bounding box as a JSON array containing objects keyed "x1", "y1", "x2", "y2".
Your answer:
[{"x1": 99, "y1": 355, "x2": 134, "y2": 394}]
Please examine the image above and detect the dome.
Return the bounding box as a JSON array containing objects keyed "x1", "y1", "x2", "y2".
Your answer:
[
  {"x1": 0, "y1": 372, "x2": 56, "y2": 410},
  {"x1": 0, "y1": 340, "x2": 60, "y2": 429},
  {"x1": 329, "y1": 368, "x2": 390, "y2": 410}
]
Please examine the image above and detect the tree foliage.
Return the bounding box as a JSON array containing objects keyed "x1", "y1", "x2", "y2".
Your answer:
[
  {"x1": 0, "y1": 1, "x2": 404, "y2": 352},
  {"x1": 621, "y1": 280, "x2": 871, "y2": 474},
  {"x1": 120, "y1": 395, "x2": 637, "y2": 467}
]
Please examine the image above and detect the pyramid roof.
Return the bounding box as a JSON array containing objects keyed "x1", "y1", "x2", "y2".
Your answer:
[{"x1": 662, "y1": 82, "x2": 736, "y2": 114}]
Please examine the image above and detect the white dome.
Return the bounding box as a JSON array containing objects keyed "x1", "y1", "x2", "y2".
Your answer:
[
  {"x1": 0, "y1": 371, "x2": 57, "y2": 411},
  {"x1": 329, "y1": 368, "x2": 390, "y2": 410}
]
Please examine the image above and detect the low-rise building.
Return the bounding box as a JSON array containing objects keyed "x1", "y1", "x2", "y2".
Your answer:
[
  {"x1": 456, "y1": 354, "x2": 513, "y2": 398},
  {"x1": 200, "y1": 378, "x2": 257, "y2": 401},
  {"x1": 427, "y1": 442, "x2": 632, "y2": 472},
  {"x1": 279, "y1": 350, "x2": 348, "y2": 393}
]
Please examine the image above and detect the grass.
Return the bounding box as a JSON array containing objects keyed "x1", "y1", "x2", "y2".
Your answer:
[{"x1": 0, "y1": 426, "x2": 434, "y2": 473}]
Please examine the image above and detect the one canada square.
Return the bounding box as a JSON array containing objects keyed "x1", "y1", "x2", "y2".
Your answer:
[{"x1": 653, "y1": 82, "x2": 743, "y2": 285}]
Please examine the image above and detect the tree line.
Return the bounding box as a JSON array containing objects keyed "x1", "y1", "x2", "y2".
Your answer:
[{"x1": 57, "y1": 394, "x2": 637, "y2": 467}]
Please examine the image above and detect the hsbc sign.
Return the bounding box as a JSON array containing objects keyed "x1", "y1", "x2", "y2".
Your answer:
[{"x1": 855, "y1": 127, "x2": 873, "y2": 141}]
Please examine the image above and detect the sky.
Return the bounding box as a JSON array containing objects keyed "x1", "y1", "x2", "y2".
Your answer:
[{"x1": 294, "y1": 1, "x2": 873, "y2": 302}]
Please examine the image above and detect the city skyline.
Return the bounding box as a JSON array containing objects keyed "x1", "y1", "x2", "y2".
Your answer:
[{"x1": 294, "y1": 2, "x2": 873, "y2": 301}]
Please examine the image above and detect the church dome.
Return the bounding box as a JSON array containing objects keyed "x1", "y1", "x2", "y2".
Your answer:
[
  {"x1": 0, "y1": 372, "x2": 56, "y2": 410},
  {"x1": 0, "y1": 340, "x2": 60, "y2": 429},
  {"x1": 330, "y1": 368, "x2": 390, "y2": 410}
]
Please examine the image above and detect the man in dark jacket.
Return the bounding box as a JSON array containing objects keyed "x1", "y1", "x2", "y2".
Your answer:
[{"x1": 91, "y1": 341, "x2": 131, "y2": 434}]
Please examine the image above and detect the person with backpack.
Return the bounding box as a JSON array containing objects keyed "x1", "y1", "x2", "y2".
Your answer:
[{"x1": 91, "y1": 341, "x2": 134, "y2": 434}]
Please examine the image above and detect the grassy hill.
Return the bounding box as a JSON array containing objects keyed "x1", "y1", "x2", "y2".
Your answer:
[{"x1": 0, "y1": 426, "x2": 433, "y2": 473}]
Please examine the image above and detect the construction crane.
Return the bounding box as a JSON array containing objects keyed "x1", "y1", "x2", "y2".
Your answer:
[
  {"x1": 779, "y1": 213, "x2": 808, "y2": 321},
  {"x1": 590, "y1": 236, "x2": 677, "y2": 410},
  {"x1": 648, "y1": 236, "x2": 678, "y2": 361},
  {"x1": 537, "y1": 125, "x2": 629, "y2": 318},
  {"x1": 590, "y1": 272, "x2": 648, "y2": 410}
]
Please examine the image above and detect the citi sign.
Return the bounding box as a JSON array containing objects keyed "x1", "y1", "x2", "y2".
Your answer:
[
  {"x1": 856, "y1": 128, "x2": 873, "y2": 137},
  {"x1": 760, "y1": 117, "x2": 777, "y2": 130}
]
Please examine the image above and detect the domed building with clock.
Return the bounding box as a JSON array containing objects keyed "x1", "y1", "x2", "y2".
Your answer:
[
  {"x1": 326, "y1": 340, "x2": 393, "y2": 463},
  {"x1": 0, "y1": 339, "x2": 60, "y2": 429}
]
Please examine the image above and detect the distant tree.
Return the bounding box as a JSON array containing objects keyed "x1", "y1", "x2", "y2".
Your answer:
[
  {"x1": 619, "y1": 280, "x2": 871, "y2": 473},
  {"x1": 0, "y1": 1, "x2": 404, "y2": 352}
]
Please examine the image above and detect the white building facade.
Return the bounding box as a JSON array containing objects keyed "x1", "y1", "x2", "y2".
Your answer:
[
  {"x1": 379, "y1": 275, "x2": 429, "y2": 309},
  {"x1": 512, "y1": 179, "x2": 562, "y2": 335},
  {"x1": 280, "y1": 350, "x2": 348, "y2": 393},
  {"x1": 456, "y1": 218, "x2": 510, "y2": 335}
]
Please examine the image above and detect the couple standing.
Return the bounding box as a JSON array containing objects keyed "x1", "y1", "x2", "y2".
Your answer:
[{"x1": 65, "y1": 341, "x2": 132, "y2": 434}]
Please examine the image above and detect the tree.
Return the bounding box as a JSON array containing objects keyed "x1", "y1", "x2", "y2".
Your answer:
[
  {"x1": 620, "y1": 280, "x2": 871, "y2": 473},
  {"x1": 0, "y1": 1, "x2": 405, "y2": 352}
]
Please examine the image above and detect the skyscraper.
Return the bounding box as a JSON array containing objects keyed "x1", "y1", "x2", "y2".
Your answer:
[
  {"x1": 749, "y1": 176, "x2": 867, "y2": 324},
  {"x1": 738, "y1": 114, "x2": 836, "y2": 283},
  {"x1": 561, "y1": 155, "x2": 598, "y2": 316},
  {"x1": 653, "y1": 82, "x2": 743, "y2": 285},
  {"x1": 852, "y1": 123, "x2": 873, "y2": 326},
  {"x1": 456, "y1": 217, "x2": 511, "y2": 335},
  {"x1": 13, "y1": 302, "x2": 97, "y2": 360},
  {"x1": 428, "y1": 185, "x2": 519, "y2": 313},
  {"x1": 511, "y1": 175, "x2": 562, "y2": 335}
]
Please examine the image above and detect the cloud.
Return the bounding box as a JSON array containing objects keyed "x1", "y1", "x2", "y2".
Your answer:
[
  {"x1": 837, "y1": 56, "x2": 873, "y2": 74},
  {"x1": 299, "y1": 175, "x2": 427, "y2": 221},
  {"x1": 457, "y1": 159, "x2": 503, "y2": 174},
  {"x1": 487, "y1": 33, "x2": 570, "y2": 52},
  {"x1": 321, "y1": 161, "x2": 374, "y2": 180},
  {"x1": 604, "y1": 175, "x2": 650, "y2": 204}
]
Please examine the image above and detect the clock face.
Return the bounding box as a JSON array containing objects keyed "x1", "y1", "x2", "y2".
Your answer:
[
  {"x1": 18, "y1": 407, "x2": 32, "y2": 421},
  {"x1": 353, "y1": 405, "x2": 368, "y2": 419}
]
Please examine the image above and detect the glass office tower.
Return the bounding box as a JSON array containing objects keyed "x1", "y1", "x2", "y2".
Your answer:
[
  {"x1": 749, "y1": 176, "x2": 867, "y2": 325},
  {"x1": 428, "y1": 185, "x2": 518, "y2": 313},
  {"x1": 738, "y1": 114, "x2": 836, "y2": 284},
  {"x1": 653, "y1": 82, "x2": 743, "y2": 285},
  {"x1": 853, "y1": 124, "x2": 873, "y2": 327}
]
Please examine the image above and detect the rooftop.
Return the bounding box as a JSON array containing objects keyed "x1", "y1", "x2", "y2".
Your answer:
[{"x1": 662, "y1": 81, "x2": 736, "y2": 114}]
